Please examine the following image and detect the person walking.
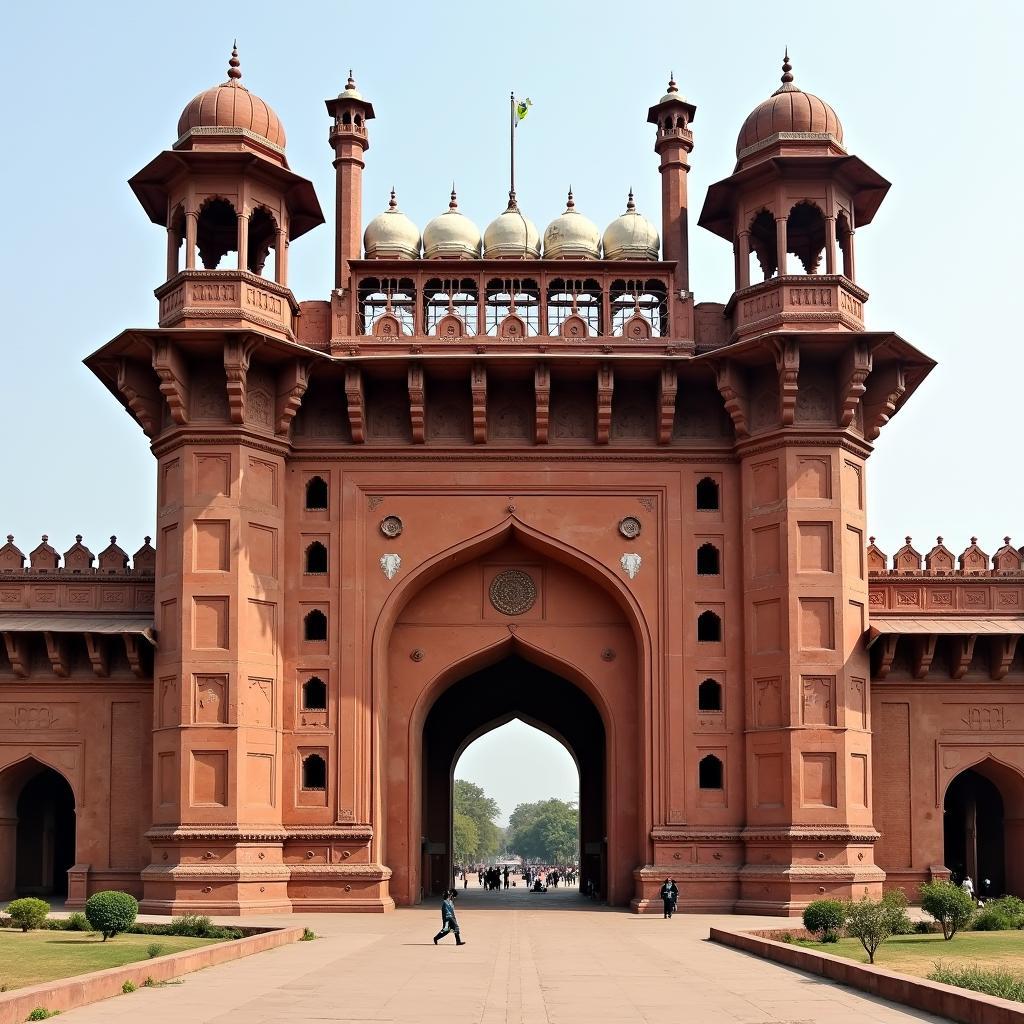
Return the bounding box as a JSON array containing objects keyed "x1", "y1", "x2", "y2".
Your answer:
[
  {"x1": 660, "y1": 878, "x2": 679, "y2": 919},
  {"x1": 434, "y1": 888, "x2": 466, "y2": 945}
]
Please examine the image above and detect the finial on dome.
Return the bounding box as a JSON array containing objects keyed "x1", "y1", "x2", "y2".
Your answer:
[
  {"x1": 347, "y1": 69, "x2": 356, "y2": 90},
  {"x1": 6, "y1": 535, "x2": 12, "y2": 544},
  {"x1": 227, "y1": 41, "x2": 242, "y2": 81},
  {"x1": 566, "y1": 187, "x2": 575, "y2": 210},
  {"x1": 937, "y1": 536, "x2": 943, "y2": 544},
  {"x1": 1006, "y1": 536, "x2": 1012, "y2": 546},
  {"x1": 388, "y1": 187, "x2": 397, "y2": 210},
  {"x1": 626, "y1": 189, "x2": 636, "y2": 212},
  {"x1": 110, "y1": 535, "x2": 117, "y2": 543},
  {"x1": 971, "y1": 536, "x2": 978, "y2": 545},
  {"x1": 667, "y1": 72, "x2": 678, "y2": 94},
  {"x1": 781, "y1": 48, "x2": 792, "y2": 84},
  {"x1": 449, "y1": 184, "x2": 458, "y2": 211},
  {"x1": 507, "y1": 190, "x2": 519, "y2": 211},
  {"x1": 144, "y1": 536, "x2": 152, "y2": 545},
  {"x1": 75, "y1": 535, "x2": 83, "y2": 544}
]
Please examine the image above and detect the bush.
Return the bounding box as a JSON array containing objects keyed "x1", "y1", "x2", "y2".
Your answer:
[
  {"x1": 882, "y1": 888, "x2": 914, "y2": 935},
  {"x1": 300, "y1": 927, "x2": 316, "y2": 942},
  {"x1": 802, "y1": 899, "x2": 847, "y2": 943},
  {"x1": 913, "y1": 919, "x2": 940, "y2": 934},
  {"x1": 972, "y1": 907, "x2": 1014, "y2": 931},
  {"x1": 146, "y1": 942, "x2": 166, "y2": 959},
  {"x1": 26, "y1": 1010, "x2": 61, "y2": 1021},
  {"x1": 844, "y1": 895, "x2": 905, "y2": 964},
  {"x1": 6, "y1": 898, "x2": 50, "y2": 932},
  {"x1": 121, "y1": 980, "x2": 136, "y2": 994},
  {"x1": 919, "y1": 880, "x2": 975, "y2": 940},
  {"x1": 166, "y1": 914, "x2": 214, "y2": 937},
  {"x1": 928, "y1": 963, "x2": 1024, "y2": 1002},
  {"x1": 985, "y1": 895, "x2": 1024, "y2": 928},
  {"x1": 85, "y1": 891, "x2": 138, "y2": 941},
  {"x1": 63, "y1": 912, "x2": 91, "y2": 932}
]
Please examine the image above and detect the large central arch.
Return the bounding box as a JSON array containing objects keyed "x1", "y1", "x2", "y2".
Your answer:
[{"x1": 376, "y1": 522, "x2": 648, "y2": 907}]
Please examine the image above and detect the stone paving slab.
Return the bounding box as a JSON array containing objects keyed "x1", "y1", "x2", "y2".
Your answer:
[{"x1": 51, "y1": 891, "x2": 947, "y2": 1024}]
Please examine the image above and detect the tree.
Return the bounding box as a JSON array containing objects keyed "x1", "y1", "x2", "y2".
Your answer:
[
  {"x1": 919, "y1": 880, "x2": 975, "y2": 940},
  {"x1": 506, "y1": 798, "x2": 579, "y2": 862},
  {"x1": 844, "y1": 896, "x2": 900, "y2": 964},
  {"x1": 453, "y1": 811, "x2": 479, "y2": 863},
  {"x1": 453, "y1": 779, "x2": 501, "y2": 861}
]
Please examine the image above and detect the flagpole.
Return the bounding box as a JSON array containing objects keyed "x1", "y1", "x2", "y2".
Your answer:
[{"x1": 509, "y1": 91, "x2": 516, "y2": 204}]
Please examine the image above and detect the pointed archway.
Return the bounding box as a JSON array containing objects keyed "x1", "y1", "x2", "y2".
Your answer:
[{"x1": 0, "y1": 758, "x2": 77, "y2": 900}]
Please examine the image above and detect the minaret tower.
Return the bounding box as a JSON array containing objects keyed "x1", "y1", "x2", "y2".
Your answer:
[{"x1": 325, "y1": 72, "x2": 375, "y2": 293}]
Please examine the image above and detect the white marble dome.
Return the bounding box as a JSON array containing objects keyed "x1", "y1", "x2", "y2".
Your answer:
[
  {"x1": 483, "y1": 196, "x2": 541, "y2": 259},
  {"x1": 363, "y1": 190, "x2": 421, "y2": 260},
  {"x1": 543, "y1": 190, "x2": 601, "y2": 259},
  {"x1": 602, "y1": 191, "x2": 660, "y2": 261},
  {"x1": 422, "y1": 189, "x2": 482, "y2": 259}
]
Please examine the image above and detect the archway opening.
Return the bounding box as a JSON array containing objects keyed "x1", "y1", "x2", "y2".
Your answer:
[
  {"x1": 421, "y1": 655, "x2": 605, "y2": 907},
  {"x1": 0, "y1": 762, "x2": 76, "y2": 899},
  {"x1": 943, "y1": 764, "x2": 1018, "y2": 898}
]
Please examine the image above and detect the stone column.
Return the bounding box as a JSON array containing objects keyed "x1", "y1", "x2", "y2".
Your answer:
[
  {"x1": 237, "y1": 212, "x2": 250, "y2": 273},
  {"x1": 825, "y1": 216, "x2": 837, "y2": 275},
  {"x1": 275, "y1": 228, "x2": 288, "y2": 286},
  {"x1": 738, "y1": 231, "x2": 751, "y2": 290},
  {"x1": 775, "y1": 217, "x2": 788, "y2": 277},
  {"x1": 184, "y1": 211, "x2": 198, "y2": 271}
]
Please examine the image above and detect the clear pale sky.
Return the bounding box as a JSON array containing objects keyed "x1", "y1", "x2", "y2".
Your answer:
[{"x1": 1, "y1": 1, "x2": 1020, "y2": 811}]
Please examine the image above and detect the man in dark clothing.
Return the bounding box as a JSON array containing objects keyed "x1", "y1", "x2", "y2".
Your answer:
[
  {"x1": 660, "y1": 878, "x2": 679, "y2": 919},
  {"x1": 434, "y1": 888, "x2": 466, "y2": 945}
]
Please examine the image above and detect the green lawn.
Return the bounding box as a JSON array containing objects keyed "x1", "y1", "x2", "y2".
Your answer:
[
  {"x1": 796, "y1": 930, "x2": 1024, "y2": 977},
  {"x1": 0, "y1": 930, "x2": 220, "y2": 990}
]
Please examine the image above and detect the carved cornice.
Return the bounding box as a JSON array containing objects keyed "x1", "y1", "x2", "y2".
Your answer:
[
  {"x1": 735, "y1": 431, "x2": 874, "y2": 461},
  {"x1": 150, "y1": 429, "x2": 292, "y2": 461},
  {"x1": 651, "y1": 827, "x2": 743, "y2": 842},
  {"x1": 284, "y1": 825, "x2": 374, "y2": 841},
  {"x1": 141, "y1": 865, "x2": 292, "y2": 880},
  {"x1": 740, "y1": 825, "x2": 880, "y2": 843},
  {"x1": 160, "y1": 306, "x2": 294, "y2": 339},
  {"x1": 146, "y1": 826, "x2": 290, "y2": 842},
  {"x1": 739, "y1": 864, "x2": 886, "y2": 880},
  {"x1": 285, "y1": 864, "x2": 390, "y2": 878}
]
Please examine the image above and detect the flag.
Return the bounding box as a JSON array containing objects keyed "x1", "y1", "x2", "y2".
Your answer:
[{"x1": 515, "y1": 97, "x2": 532, "y2": 124}]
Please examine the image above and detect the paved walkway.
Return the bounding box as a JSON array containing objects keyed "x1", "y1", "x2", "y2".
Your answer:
[{"x1": 56, "y1": 889, "x2": 945, "y2": 1024}]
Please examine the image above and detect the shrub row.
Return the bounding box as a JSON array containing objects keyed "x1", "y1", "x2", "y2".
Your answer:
[{"x1": 927, "y1": 963, "x2": 1024, "y2": 1003}]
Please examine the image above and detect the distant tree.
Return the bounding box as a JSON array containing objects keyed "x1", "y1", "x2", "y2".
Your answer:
[
  {"x1": 454, "y1": 779, "x2": 501, "y2": 860},
  {"x1": 453, "y1": 811, "x2": 479, "y2": 863},
  {"x1": 506, "y1": 798, "x2": 579, "y2": 862}
]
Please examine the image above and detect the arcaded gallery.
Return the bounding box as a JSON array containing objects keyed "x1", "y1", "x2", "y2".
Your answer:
[{"x1": 0, "y1": 49, "x2": 1021, "y2": 915}]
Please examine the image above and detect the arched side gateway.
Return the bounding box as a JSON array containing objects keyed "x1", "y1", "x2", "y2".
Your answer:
[{"x1": 373, "y1": 521, "x2": 649, "y2": 908}]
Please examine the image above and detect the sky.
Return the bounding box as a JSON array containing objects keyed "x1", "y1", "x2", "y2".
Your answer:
[{"x1": 0, "y1": 2, "x2": 1021, "y2": 808}]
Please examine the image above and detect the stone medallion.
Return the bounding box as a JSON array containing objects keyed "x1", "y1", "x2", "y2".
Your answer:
[
  {"x1": 488, "y1": 569, "x2": 537, "y2": 616},
  {"x1": 379, "y1": 515, "x2": 403, "y2": 538},
  {"x1": 618, "y1": 516, "x2": 641, "y2": 539}
]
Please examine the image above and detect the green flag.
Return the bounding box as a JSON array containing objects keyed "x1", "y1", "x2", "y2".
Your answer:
[{"x1": 515, "y1": 97, "x2": 532, "y2": 123}]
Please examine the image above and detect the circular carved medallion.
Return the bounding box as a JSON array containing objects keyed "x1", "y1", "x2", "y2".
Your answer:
[
  {"x1": 489, "y1": 569, "x2": 537, "y2": 616},
  {"x1": 618, "y1": 516, "x2": 642, "y2": 539},
  {"x1": 380, "y1": 515, "x2": 403, "y2": 538}
]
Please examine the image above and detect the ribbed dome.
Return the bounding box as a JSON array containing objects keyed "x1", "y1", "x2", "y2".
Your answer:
[
  {"x1": 736, "y1": 53, "x2": 843, "y2": 158},
  {"x1": 177, "y1": 45, "x2": 286, "y2": 150},
  {"x1": 483, "y1": 196, "x2": 541, "y2": 259},
  {"x1": 422, "y1": 189, "x2": 482, "y2": 259},
  {"x1": 364, "y1": 190, "x2": 421, "y2": 260},
  {"x1": 602, "y1": 192, "x2": 660, "y2": 261},
  {"x1": 543, "y1": 190, "x2": 601, "y2": 259}
]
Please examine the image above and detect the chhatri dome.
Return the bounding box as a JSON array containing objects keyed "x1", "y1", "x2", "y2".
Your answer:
[
  {"x1": 543, "y1": 190, "x2": 601, "y2": 259},
  {"x1": 422, "y1": 188, "x2": 482, "y2": 259},
  {"x1": 177, "y1": 44, "x2": 286, "y2": 151},
  {"x1": 735, "y1": 51, "x2": 844, "y2": 159},
  {"x1": 363, "y1": 189, "x2": 421, "y2": 259},
  {"x1": 483, "y1": 194, "x2": 541, "y2": 259},
  {"x1": 602, "y1": 191, "x2": 660, "y2": 261}
]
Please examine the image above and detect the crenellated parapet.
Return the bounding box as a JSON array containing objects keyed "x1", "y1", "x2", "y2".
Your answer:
[
  {"x1": 867, "y1": 535, "x2": 1024, "y2": 576},
  {"x1": 0, "y1": 534, "x2": 155, "y2": 578}
]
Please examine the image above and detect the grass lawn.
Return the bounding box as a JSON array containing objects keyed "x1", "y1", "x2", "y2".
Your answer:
[
  {"x1": 795, "y1": 930, "x2": 1024, "y2": 978},
  {"x1": 0, "y1": 930, "x2": 220, "y2": 990}
]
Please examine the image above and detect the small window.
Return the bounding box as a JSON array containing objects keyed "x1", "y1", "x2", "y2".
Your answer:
[
  {"x1": 305, "y1": 476, "x2": 328, "y2": 510},
  {"x1": 697, "y1": 610, "x2": 722, "y2": 643},
  {"x1": 698, "y1": 678, "x2": 722, "y2": 712},
  {"x1": 696, "y1": 477, "x2": 719, "y2": 511},
  {"x1": 698, "y1": 754, "x2": 723, "y2": 790},
  {"x1": 302, "y1": 676, "x2": 327, "y2": 711},
  {"x1": 305, "y1": 541, "x2": 328, "y2": 574},
  {"x1": 301, "y1": 753, "x2": 327, "y2": 790},
  {"x1": 304, "y1": 609, "x2": 328, "y2": 642},
  {"x1": 696, "y1": 543, "x2": 720, "y2": 576}
]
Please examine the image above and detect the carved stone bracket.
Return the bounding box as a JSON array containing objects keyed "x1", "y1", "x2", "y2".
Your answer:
[
  {"x1": 991, "y1": 635, "x2": 1020, "y2": 681},
  {"x1": 223, "y1": 337, "x2": 257, "y2": 424},
  {"x1": 875, "y1": 634, "x2": 899, "y2": 680},
  {"x1": 275, "y1": 360, "x2": 310, "y2": 435},
  {"x1": 950, "y1": 634, "x2": 977, "y2": 680},
  {"x1": 124, "y1": 634, "x2": 146, "y2": 680},
  {"x1": 407, "y1": 365, "x2": 425, "y2": 444},
  {"x1": 657, "y1": 365, "x2": 678, "y2": 445},
  {"x1": 84, "y1": 633, "x2": 110, "y2": 678},
  {"x1": 839, "y1": 341, "x2": 872, "y2": 429},
  {"x1": 911, "y1": 634, "x2": 937, "y2": 679},
  {"x1": 344, "y1": 366, "x2": 365, "y2": 443},
  {"x1": 43, "y1": 631, "x2": 69, "y2": 678},
  {"x1": 1, "y1": 632, "x2": 28, "y2": 678},
  {"x1": 774, "y1": 338, "x2": 800, "y2": 425},
  {"x1": 596, "y1": 363, "x2": 613, "y2": 444},
  {"x1": 862, "y1": 362, "x2": 906, "y2": 441},
  {"x1": 116, "y1": 358, "x2": 161, "y2": 438},
  {"x1": 471, "y1": 362, "x2": 487, "y2": 444},
  {"x1": 151, "y1": 338, "x2": 190, "y2": 425},
  {"x1": 714, "y1": 360, "x2": 749, "y2": 439},
  {"x1": 534, "y1": 363, "x2": 550, "y2": 444}
]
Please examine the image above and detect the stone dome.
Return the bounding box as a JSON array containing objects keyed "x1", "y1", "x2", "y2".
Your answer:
[
  {"x1": 602, "y1": 192, "x2": 660, "y2": 261},
  {"x1": 363, "y1": 190, "x2": 421, "y2": 260},
  {"x1": 543, "y1": 190, "x2": 601, "y2": 259},
  {"x1": 736, "y1": 53, "x2": 843, "y2": 158},
  {"x1": 177, "y1": 45, "x2": 286, "y2": 150},
  {"x1": 422, "y1": 189, "x2": 482, "y2": 259},
  {"x1": 483, "y1": 196, "x2": 541, "y2": 259}
]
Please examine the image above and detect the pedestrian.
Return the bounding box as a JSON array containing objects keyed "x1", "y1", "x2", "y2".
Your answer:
[
  {"x1": 433, "y1": 888, "x2": 466, "y2": 945},
  {"x1": 660, "y1": 877, "x2": 679, "y2": 919},
  {"x1": 503, "y1": 866, "x2": 510, "y2": 889}
]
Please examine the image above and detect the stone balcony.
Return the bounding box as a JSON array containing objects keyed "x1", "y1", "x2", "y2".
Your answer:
[
  {"x1": 155, "y1": 270, "x2": 299, "y2": 342},
  {"x1": 726, "y1": 274, "x2": 868, "y2": 341}
]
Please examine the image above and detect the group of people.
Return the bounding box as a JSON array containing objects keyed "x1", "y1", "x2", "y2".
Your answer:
[{"x1": 455, "y1": 863, "x2": 580, "y2": 892}]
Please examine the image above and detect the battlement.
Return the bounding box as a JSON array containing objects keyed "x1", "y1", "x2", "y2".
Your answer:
[
  {"x1": 0, "y1": 534, "x2": 156, "y2": 576},
  {"x1": 867, "y1": 535, "x2": 1023, "y2": 576}
]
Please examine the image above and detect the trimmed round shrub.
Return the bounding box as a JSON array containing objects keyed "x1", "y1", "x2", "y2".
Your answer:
[
  {"x1": 972, "y1": 906, "x2": 1014, "y2": 931},
  {"x1": 6, "y1": 897, "x2": 50, "y2": 932},
  {"x1": 802, "y1": 898, "x2": 847, "y2": 942},
  {"x1": 919, "y1": 880, "x2": 975, "y2": 940},
  {"x1": 85, "y1": 890, "x2": 138, "y2": 941}
]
